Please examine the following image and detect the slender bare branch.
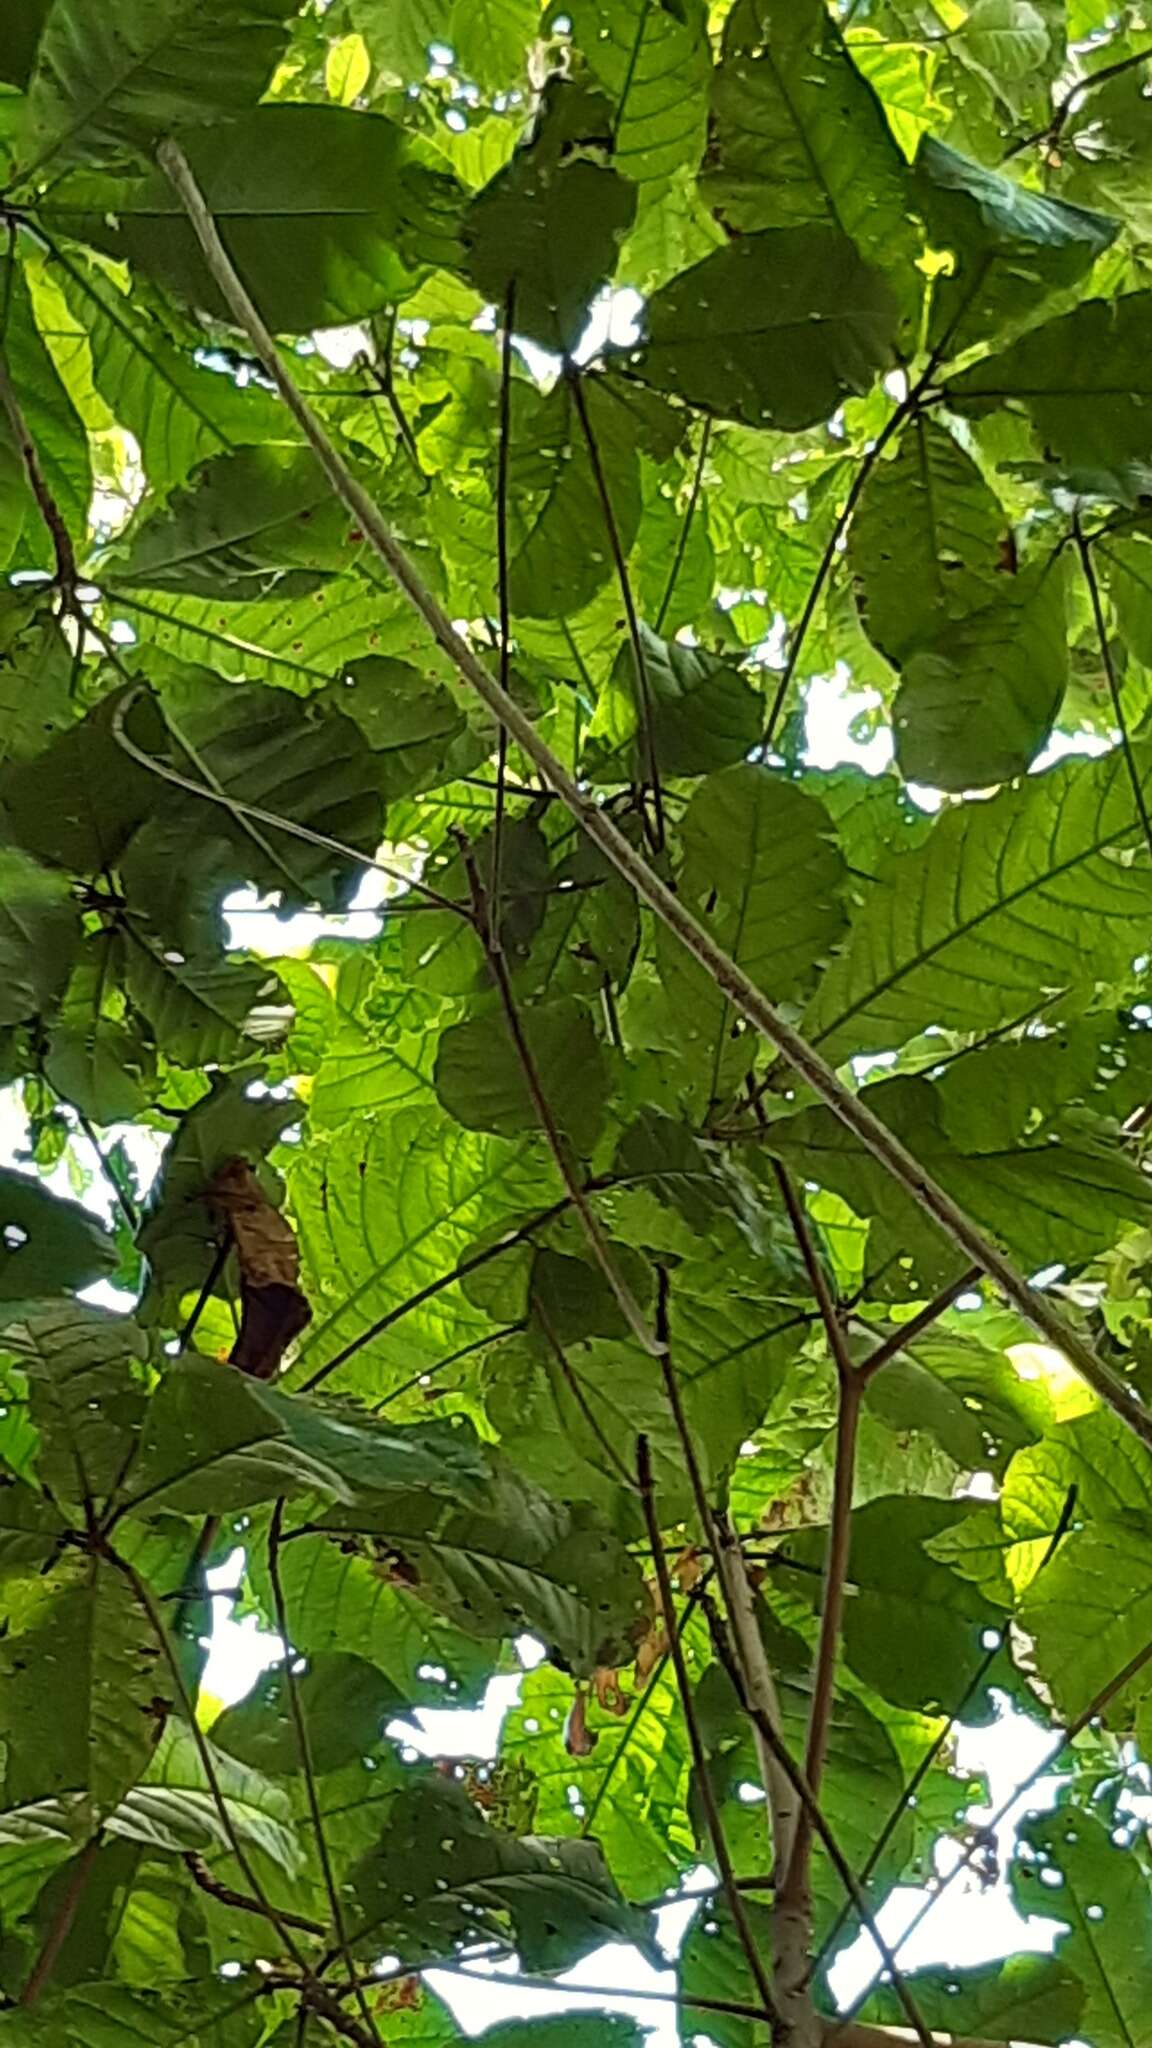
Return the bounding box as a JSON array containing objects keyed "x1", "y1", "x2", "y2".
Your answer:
[
  {"x1": 1075, "y1": 513, "x2": 1152, "y2": 861},
  {"x1": 0, "y1": 346, "x2": 79, "y2": 600},
  {"x1": 857, "y1": 1267, "x2": 982, "y2": 1384},
  {"x1": 19, "y1": 1834, "x2": 102, "y2": 2006},
  {"x1": 636, "y1": 1434, "x2": 782, "y2": 2034},
  {"x1": 155, "y1": 136, "x2": 1152, "y2": 1460}
]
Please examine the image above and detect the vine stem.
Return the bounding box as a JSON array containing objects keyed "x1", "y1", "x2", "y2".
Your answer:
[
  {"x1": 0, "y1": 345, "x2": 79, "y2": 600},
  {"x1": 464, "y1": 846, "x2": 662, "y2": 1357},
  {"x1": 157, "y1": 136, "x2": 1152, "y2": 1460},
  {"x1": 1074, "y1": 512, "x2": 1152, "y2": 861},
  {"x1": 636, "y1": 1434, "x2": 782, "y2": 2036},
  {"x1": 18, "y1": 1833, "x2": 102, "y2": 2006}
]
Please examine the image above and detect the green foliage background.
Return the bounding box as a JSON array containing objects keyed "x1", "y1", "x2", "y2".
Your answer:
[{"x1": 1, "y1": 0, "x2": 1152, "y2": 2043}]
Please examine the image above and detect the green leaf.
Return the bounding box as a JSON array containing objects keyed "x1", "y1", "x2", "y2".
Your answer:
[
  {"x1": 947, "y1": 290, "x2": 1152, "y2": 489},
  {"x1": 0, "y1": 688, "x2": 163, "y2": 874},
  {"x1": 325, "y1": 655, "x2": 468, "y2": 804},
  {"x1": 622, "y1": 227, "x2": 899, "y2": 429},
  {"x1": 0, "y1": 0, "x2": 50, "y2": 91},
  {"x1": 0, "y1": 1980, "x2": 271, "y2": 2047},
  {"x1": 348, "y1": 0, "x2": 449, "y2": 81},
  {"x1": 0, "y1": 1298, "x2": 147, "y2": 1502},
  {"x1": 777, "y1": 1497, "x2": 1003, "y2": 1712},
  {"x1": 568, "y1": 0, "x2": 711, "y2": 191},
  {"x1": 505, "y1": 379, "x2": 641, "y2": 619},
  {"x1": 705, "y1": 0, "x2": 919, "y2": 294},
  {"x1": 212, "y1": 1651, "x2": 401, "y2": 1776},
  {"x1": 47, "y1": 106, "x2": 464, "y2": 332},
  {"x1": 433, "y1": 997, "x2": 608, "y2": 1156},
  {"x1": 0, "y1": 1171, "x2": 117, "y2": 1299},
  {"x1": 0, "y1": 846, "x2": 79, "y2": 1028},
  {"x1": 0, "y1": 257, "x2": 91, "y2": 572},
  {"x1": 0, "y1": 598, "x2": 76, "y2": 767},
  {"x1": 21, "y1": 0, "x2": 296, "y2": 169},
  {"x1": 313, "y1": 1442, "x2": 651, "y2": 1673},
  {"x1": 464, "y1": 81, "x2": 636, "y2": 354},
  {"x1": 803, "y1": 743, "x2": 1152, "y2": 1061},
  {"x1": 352, "y1": 1776, "x2": 656, "y2": 1969},
  {"x1": 892, "y1": 563, "x2": 1068, "y2": 790},
  {"x1": 108, "y1": 445, "x2": 362, "y2": 599},
  {"x1": 655, "y1": 765, "x2": 847, "y2": 1098},
  {"x1": 55, "y1": 259, "x2": 289, "y2": 497},
  {"x1": 916, "y1": 135, "x2": 1116, "y2": 354},
  {"x1": 769, "y1": 1072, "x2": 1152, "y2": 1293},
  {"x1": 125, "y1": 1355, "x2": 493, "y2": 1515},
  {"x1": 860, "y1": 1954, "x2": 1085, "y2": 2045},
  {"x1": 106, "y1": 1721, "x2": 301, "y2": 1875},
  {"x1": 449, "y1": 0, "x2": 537, "y2": 91},
  {"x1": 0, "y1": 1561, "x2": 164, "y2": 1811},
  {"x1": 583, "y1": 626, "x2": 762, "y2": 782},
  {"x1": 850, "y1": 417, "x2": 1014, "y2": 666},
  {"x1": 136, "y1": 1067, "x2": 298, "y2": 1324},
  {"x1": 1012, "y1": 1809, "x2": 1152, "y2": 2048}
]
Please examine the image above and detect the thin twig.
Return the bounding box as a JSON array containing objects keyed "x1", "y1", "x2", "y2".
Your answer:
[
  {"x1": 155, "y1": 137, "x2": 1152, "y2": 1459},
  {"x1": 856, "y1": 1266, "x2": 982, "y2": 1384},
  {"x1": 436, "y1": 1956, "x2": 772, "y2": 2027},
  {"x1": 1074, "y1": 512, "x2": 1152, "y2": 860},
  {"x1": 183, "y1": 1852, "x2": 327, "y2": 1937},
  {"x1": 267, "y1": 1501, "x2": 384, "y2": 2047},
  {"x1": 465, "y1": 848, "x2": 662, "y2": 1357},
  {"x1": 490, "y1": 284, "x2": 515, "y2": 953},
  {"x1": 1002, "y1": 42, "x2": 1152, "y2": 160},
  {"x1": 0, "y1": 346, "x2": 79, "y2": 601},
  {"x1": 19, "y1": 1834, "x2": 102, "y2": 2006},
  {"x1": 297, "y1": 1196, "x2": 572, "y2": 1392},
  {"x1": 71, "y1": 1108, "x2": 138, "y2": 1232},
  {"x1": 655, "y1": 418, "x2": 712, "y2": 633},
  {"x1": 636, "y1": 1434, "x2": 782, "y2": 2034},
  {"x1": 370, "y1": 1324, "x2": 523, "y2": 1414},
  {"x1": 566, "y1": 363, "x2": 665, "y2": 853}
]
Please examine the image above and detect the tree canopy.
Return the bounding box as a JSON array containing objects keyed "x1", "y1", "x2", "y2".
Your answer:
[{"x1": 2, "y1": 1, "x2": 1152, "y2": 2044}]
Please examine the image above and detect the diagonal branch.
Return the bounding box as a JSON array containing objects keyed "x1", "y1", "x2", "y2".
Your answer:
[
  {"x1": 855, "y1": 1267, "x2": 982, "y2": 1384},
  {"x1": 1074, "y1": 512, "x2": 1152, "y2": 862},
  {"x1": 156, "y1": 135, "x2": 1152, "y2": 1461},
  {"x1": 0, "y1": 345, "x2": 79, "y2": 602},
  {"x1": 637, "y1": 1433, "x2": 781, "y2": 2035}
]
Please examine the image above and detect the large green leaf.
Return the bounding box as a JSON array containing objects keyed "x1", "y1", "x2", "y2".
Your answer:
[
  {"x1": 803, "y1": 742, "x2": 1152, "y2": 1061},
  {"x1": 0, "y1": 845, "x2": 79, "y2": 1028},
  {"x1": 0, "y1": 1172, "x2": 117, "y2": 1299},
  {"x1": 768, "y1": 1071, "x2": 1152, "y2": 1292},
  {"x1": 705, "y1": 0, "x2": 919, "y2": 293},
  {"x1": 892, "y1": 563, "x2": 1068, "y2": 789},
  {"x1": 947, "y1": 290, "x2": 1152, "y2": 491},
  {"x1": 0, "y1": 1298, "x2": 147, "y2": 1503},
  {"x1": 433, "y1": 997, "x2": 608, "y2": 1156},
  {"x1": 464, "y1": 81, "x2": 636, "y2": 354},
  {"x1": 1012, "y1": 1809, "x2": 1152, "y2": 2048},
  {"x1": 45, "y1": 106, "x2": 464, "y2": 331},
  {"x1": 656, "y1": 765, "x2": 846, "y2": 1099},
  {"x1": 860, "y1": 1955, "x2": 1084, "y2": 2045},
  {"x1": 122, "y1": 941, "x2": 289, "y2": 1070},
  {"x1": 582, "y1": 626, "x2": 762, "y2": 782},
  {"x1": 288, "y1": 1102, "x2": 547, "y2": 1391},
  {"x1": 351, "y1": 1776, "x2": 656, "y2": 1969},
  {"x1": 19, "y1": 0, "x2": 295, "y2": 171},
  {"x1": 850, "y1": 416, "x2": 1013, "y2": 666},
  {"x1": 568, "y1": 0, "x2": 711, "y2": 191},
  {"x1": 0, "y1": 257, "x2": 90, "y2": 572},
  {"x1": 915, "y1": 135, "x2": 1117, "y2": 353},
  {"x1": 0, "y1": 1560, "x2": 163, "y2": 1812},
  {"x1": 623, "y1": 227, "x2": 899, "y2": 429},
  {"x1": 0, "y1": 1980, "x2": 270, "y2": 2047}
]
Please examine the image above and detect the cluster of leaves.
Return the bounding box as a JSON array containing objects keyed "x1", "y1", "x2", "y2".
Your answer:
[{"x1": 3, "y1": 1, "x2": 1152, "y2": 2046}]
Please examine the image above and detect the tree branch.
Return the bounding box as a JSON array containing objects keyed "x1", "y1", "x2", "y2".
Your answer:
[
  {"x1": 636, "y1": 1434, "x2": 782, "y2": 2035},
  {"x1": 855, "y1": 1268, "x2": 982, "y2": 1384},
  {"x1": 0, "y1": 345, "x2": 79, "y2": 602},
  {"x1": 18, "y1": 1834, "x2": 102, "y2": 2006},
  {"x1": 155, "y1": 136, "x2": 1152, "y2": 1461},
  {"x1": 1074, "y1": 512, "x2": 1152, "y2": 861}
]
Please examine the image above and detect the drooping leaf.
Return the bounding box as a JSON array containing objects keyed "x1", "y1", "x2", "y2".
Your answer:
[
  {"x1": 433, "y1": 997, "x2": 608, "y2": 1156},
  {"x1": 0, "y1": 1171, "x2": 117, "y2": 1299},
  {"x1": 705, "y1": 0, "x2": 919, "y2": 296},
  {"x1": 568, "y1": 0, "x2": 712, "y2": 192},
  {"x1": 915, "y1": 135, "x2": 1117, "y2": 353},
  {"x1": 582, "y1": 627, "x2": 762, "y2": 782},
  {"x1": 464, "y1": 80, "x2": 636, "y2": 354},
  {"x1": 0, "y1": 845, "x2": 79, "y2": 1028},
  {"x1": 0, "y1": 1561, "x2": 165, "y2": 1812},
  {"x1": 20, "y1": 0, "x2": 296, "y2": 169},
  {"x1": 622, "y1": 228, "x2": 899, "y2": 430},
  {"x1": 46, "y1": 106, "x2": 464, "y2": 332},
  {"x1": 0, "y1": 1297, "x2": 147, "y2": 1502},
  {"x1": 351, "y1": 1776, "x2": 657, "y2": 1970}
]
